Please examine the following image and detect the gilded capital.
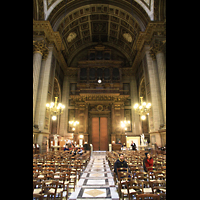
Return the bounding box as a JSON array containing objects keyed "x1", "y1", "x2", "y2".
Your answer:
[
  {"x1": 33, "y1": 40, "x2": 49, "y2": 60},
  {"x1": 149, "y1": 49, "x2": 156, "y2": 60},
  {"x1": 150, "y1": 39, "x2": 166, "y2": 55}
]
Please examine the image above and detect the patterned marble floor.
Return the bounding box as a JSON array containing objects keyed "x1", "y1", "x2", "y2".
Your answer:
[{"x1": 69, "y1": 151, "x2": 119, "y2": 200}]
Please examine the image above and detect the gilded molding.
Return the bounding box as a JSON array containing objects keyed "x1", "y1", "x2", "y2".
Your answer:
[
  {"x1": 149, "y1": 48, "x2": 156, "y2": 60},
  {"x1": 33, "y1": 19, "x2": 68, "y2": 72},
  {"x1": 132, "y1": 21, "x2": 166, "y2": 71},
  {"x1": 33, "y1": 20, "x2": 64, "y2": 52}
]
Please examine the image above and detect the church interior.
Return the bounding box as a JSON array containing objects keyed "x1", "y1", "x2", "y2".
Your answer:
[{"x1": 33, "y1": 0, "x2": 166, "y2": 199}]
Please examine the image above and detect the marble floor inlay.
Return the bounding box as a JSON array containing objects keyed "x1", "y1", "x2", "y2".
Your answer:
[{"x1": 69, "y1": 151, "x2": 119, "y2": 200}]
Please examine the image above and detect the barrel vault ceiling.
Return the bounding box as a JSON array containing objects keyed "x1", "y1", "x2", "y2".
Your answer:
[{"x1": 33, "y1": 0, "x2": 165, "y2": 72}]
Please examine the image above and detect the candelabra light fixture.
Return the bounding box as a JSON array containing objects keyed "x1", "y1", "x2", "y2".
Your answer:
[
  {"x1": 133, "y1": 97, "x2": 151, "y2": 120},
  {"x1": 69, "y1": 117, "x2": 79, "y2": 131},
  {"x1": 121, "y1": 117, "x2": 130, "y2": 131},
  {"x1": 46, "y1": 97, "x2": 65, "y2": 120}
]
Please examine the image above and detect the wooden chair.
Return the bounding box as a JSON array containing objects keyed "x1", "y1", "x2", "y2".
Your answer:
[
  {"x1": 61, "y1": 171, "x2": 71, "y2": 200},
  {"x1": 141, "y1": 181, "x2": 153, "y2": 194},
  {"x1": 135, "y1": 171, "x2": 148, "y2": 181},
  {"x1": 33, "y1": 181, "x2": 45, "y2": 200},
  {"x1": 128, "y1": 179, "x2": 142, "y2": 194},
  {"x1": 33, "y1": 193, "x2": 44, "y2": 200},
  {"x1": 154, "y1": 171, "x2": 165, "y2": 180},
  {"x1": 44, "y1": 180, "x2": 58, "y2": 200},
  {"x1": 125, "y1": 180, "x2": 141, "y2": 200},
  {"x1": 56, "y1": 173, "x2": 65, "y2": 199},
  {"x1": 146, "y1": 166, "x2": 157, "y2": 172},
  {"x1": 117, "y1": 171, "x2": 132, "y2": 197},
  {"x1": 37, "y1": 172, "x2": 47, "y2": 182},
  {"x1": 73, "y1": 160, "x2": 82, "y2": 180},
  {"x1": 148, "y1": 171, "x2": 157, "y2": 182},
  {"x1": 68, "y1": 166, "x2": 76, "y2": 191},
  {"x1": 136, "y1": 193, "x2": 160, "y2": 200},
  {"x1": 161, "y1": 166, "x2": 166, "y2": 171},
  {"x1": 118, "y1": 180, "x2": 128, "y2": 200},
  {"x1": 150, "y1": 180, "x2": 166, "y2": 195}
]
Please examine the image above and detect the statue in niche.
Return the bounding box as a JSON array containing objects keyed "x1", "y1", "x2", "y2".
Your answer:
[
  {"x1": 54, "y1": 135, "x2": 58, "y2": 146},
  {"x1": 141, "y1": 133, "x2": 145, "y2": 146}
]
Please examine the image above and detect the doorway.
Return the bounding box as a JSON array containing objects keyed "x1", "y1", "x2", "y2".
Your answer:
[{"x1": 91, "y1": 117, "x2": 108, "y2": 151}]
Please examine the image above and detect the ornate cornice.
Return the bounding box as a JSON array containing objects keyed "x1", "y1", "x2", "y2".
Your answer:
[
  {"x1": 33, "y1": 19, "x2": 68, "y2": 73},
  {"x1": 136, "y1": 21, "x2": 166, "y2": 52},
  {"x1": 33, "y1": 19, "x2": 64, "y2": 52},
  {"x1": 132, "y1": 21, "x2": 166, "y2": 71},
  {"x1": 70, "y1": 93, "x2": 129, "y2": 104}
]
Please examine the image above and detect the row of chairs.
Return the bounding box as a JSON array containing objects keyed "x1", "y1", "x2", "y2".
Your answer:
[
  {"x1": 33, "y1": 151, "x2": 90, "y2": 199},
  {"x1": 33, "y1": 150, "x2": 88, "y2": 164},
  {"x1": 117, "y1": 169, "x2": 166, "y2": 200},
  {"x1": 106, "y1": 151, "x2": 166, "y2": 173},
  {"x1": 106, "y1": 151, "x2": 166, "y2": 199},
  {"x1": 33, "y1": 170, "x2": 71, "y2": 200}
]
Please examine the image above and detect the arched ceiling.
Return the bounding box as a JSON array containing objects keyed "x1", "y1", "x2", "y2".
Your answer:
[{"x1": 34, "y1": 0, "x2": 154, "y2": 68}]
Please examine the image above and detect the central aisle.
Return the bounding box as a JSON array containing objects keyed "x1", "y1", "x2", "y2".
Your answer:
[{"x1": 69, "y1": 151, "x2": 119, "y2": 200}]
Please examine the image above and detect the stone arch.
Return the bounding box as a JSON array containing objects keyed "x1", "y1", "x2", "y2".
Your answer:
[{"x1": 47, "y1": 2, "x2": 149, "y2": 67}]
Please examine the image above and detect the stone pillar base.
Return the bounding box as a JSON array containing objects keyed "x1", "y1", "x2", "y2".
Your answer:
[
  {"x1": 35, "y1": 132, "x2": 50, "y2": 153},
  {"x1": 149, "y1": 131, "x2": 161, "y2": 146}
]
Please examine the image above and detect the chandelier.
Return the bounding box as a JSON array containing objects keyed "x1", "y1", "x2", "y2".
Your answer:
[
  {"x1": 69, "y1": 117, "x2": 79, "y2": 131},
  {"x1": 133, "y1": 97, "x2": 151, "y2": 120},
  {"x1": 120, "y1": 117, "x2": 130, "y2": 131},
  {"x1": 46, "y1": 97, "x2": 65, "y2": 120}
]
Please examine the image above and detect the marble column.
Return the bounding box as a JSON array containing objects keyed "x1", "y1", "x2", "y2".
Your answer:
[
  {"x1": 145, "y1": 46, "x2": 164, "y2": 132},
  {"x1": 34, "y1": 45, "x2": 53, "y2": 132},
  {"x1": 130, "y1": 76, "x2": 140, "y2": 135},
  {"x1": 59, "y1": 76, "x2": 70, "y2": 137},
  {"x1": 33, "y1": 40, "x2": 49, "y2": 124},
  {"x1": 156, "y1": 51, "x2": 166, "y2": 125},
  {"x1": 141, "y1": 46, "x2": 164, "y2": 146},
  {"x1": 151, "y1": 40, "x2": 166, "y2": 126}
]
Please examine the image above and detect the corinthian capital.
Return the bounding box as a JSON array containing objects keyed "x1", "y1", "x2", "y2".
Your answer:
[
  {"x1": 33, "y1": 40, "x2": 49, "y2": 59},
  {"x1": 150, "y1": 39, "x2": 166, "y2": 55}
]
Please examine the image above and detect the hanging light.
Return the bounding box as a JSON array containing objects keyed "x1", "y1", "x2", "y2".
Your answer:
[
  {"x1": 133, "y1": 97, "x2": 151, "y2": 120},
  {"x1": 52, "y1": 116, "x2": 57, "y2": 120},
  {"x1": 98, "y1": 77, "x2": 102, "y2": 84},
  {"x1": 46, "y1": 97, "x2": 65, "y2": 121}
]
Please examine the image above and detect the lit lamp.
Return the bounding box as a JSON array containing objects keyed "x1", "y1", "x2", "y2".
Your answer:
[
  {"x1": 121, "y1": 117, "x2": 130, "y2": 131},
  {"x1": 46, "y1": 97, "x2": 65, "y2": 120},
  {"x1": 133, "y1": 97, "x2": 151, "y2": 120},
  {"x1": 98, "y1": 77, "x2": 102, "y2": 84},
  {"x1": 69, "y1": 117, "x2": 79, "y2": 131}
]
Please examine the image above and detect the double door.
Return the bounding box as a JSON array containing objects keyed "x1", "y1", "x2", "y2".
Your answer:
[{"x1": 91, "y1": 117, "x2": 108, "y2": 151}]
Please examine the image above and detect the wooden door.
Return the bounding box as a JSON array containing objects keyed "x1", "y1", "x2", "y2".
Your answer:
[
  {"x1": 91, "y1": 117, "x2": 108, "y2": 151},
  {"x1": 91, "y1": 117, "x2": 100, "y2": 151},
  {"x1": 100, "y1": 117, "x2": 108, "y2": 151}
]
